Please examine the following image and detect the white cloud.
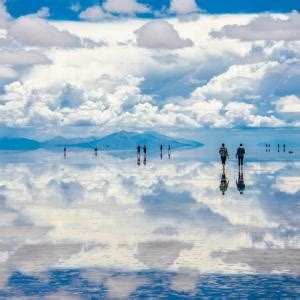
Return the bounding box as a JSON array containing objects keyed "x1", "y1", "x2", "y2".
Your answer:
[
  {"x1": 135, "y1": 20, "x2": 193, "y2": 49},
  {"x1": 169, "y1": 0, "x2": 199, "y2": 15},
  {"x1": 0, "y1": 65, "x2": 17, "y2": 78},
  {"x1": 103, "y1": 0, "x2": 150, "y2": 15},
  {"x1": 0, "y1": 2, "x2": 11, "y2": 28},
  {"x1": 0, "y1": 50, "x2": 50, "y2": 65},
  {"x1": 275, "y1": 95, "x2": 300, "y2": 113},
  {"x1": 9, "y1": 16, "x2": 82, "y2": 47},
  {"x1": 211, "y1": 12, "x2": 300, "y2": 41},
  {"x1": 79, "y1": 5, "x2": 110, "y2": 21},
  {"x1": 70, "y1": 2, "x2": 81, "y2": 13}
]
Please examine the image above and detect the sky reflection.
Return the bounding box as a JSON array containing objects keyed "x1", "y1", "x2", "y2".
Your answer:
[{"x1": 0, "y1": 150, "x2": 299, "y2": 297}]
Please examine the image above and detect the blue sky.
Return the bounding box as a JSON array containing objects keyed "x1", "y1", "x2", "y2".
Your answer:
[
  {"x1": 0, "y1": 0, "x2": 300, "y2": 136},
  {"x1": 6, "y1": 0, "x2": 300, "y2": 20}
]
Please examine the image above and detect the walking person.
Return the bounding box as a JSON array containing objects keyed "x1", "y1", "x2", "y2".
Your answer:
[
  {"x1": 236, "y1": 144, "x2": 245, "y2": 170},
  {"x1": 219, "y1": 143, "x2": 229, "y2": 172}
]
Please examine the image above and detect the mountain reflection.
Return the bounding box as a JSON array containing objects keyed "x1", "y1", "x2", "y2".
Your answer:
[{"x1": 0, "y1": 151, "x2": 299, "y2": 297}]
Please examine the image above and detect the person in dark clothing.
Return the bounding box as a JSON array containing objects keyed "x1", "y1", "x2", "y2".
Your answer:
[
  {"x1": 64, "y1": 145, "x2": 67, "y2": 159},
  {"x1": 143, "y1": 145, "x2": 147, "y2": 155},
  {"x1": 220, "y1": 170, "x2": 229, "y2": 196},
  {"x1": 236, "y1": 144, "x2": 245, "y2": 169},
  {"x1": 236, "y1": 170, "x2": 245, "y2": 194},
  {"x1": 160, "y1": 144, "x2": 163, "y2": 160},
  {"x1": 219, "y1": 143, "x2": 229, "y2": 172},
  {"x1": 137, "y1": 145, "x2": 141, "y2": 159},
  {"x1": 168, "y1": 145, "x2": 171, "y2": 159},
  {"x1": 94, "y1": 147, "x2": 98, "y2": 156}
]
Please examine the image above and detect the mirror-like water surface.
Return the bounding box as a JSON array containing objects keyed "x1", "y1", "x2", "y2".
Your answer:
[{"x1": 0, "y1": 144, "x2": 299, "y2": 298}]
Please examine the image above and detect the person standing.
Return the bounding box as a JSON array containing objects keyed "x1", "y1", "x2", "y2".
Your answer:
[
  {"x1": 137, "y1": 145, "x2": 141, "y2": 159},
  {"x1": 236, "y1": 144, "x2": 245, "y2": 170},
  {"x1": 219, "y1": 143, "x2": 229, "y2": 172}
]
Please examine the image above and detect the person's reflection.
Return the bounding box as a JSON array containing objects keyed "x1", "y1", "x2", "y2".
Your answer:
[
  {"x1": 236, "y1": 170, "x2": 246, "y2": 194},
  {"x1": 219, "y1": 170, "x2": 229, "y2": 196}
]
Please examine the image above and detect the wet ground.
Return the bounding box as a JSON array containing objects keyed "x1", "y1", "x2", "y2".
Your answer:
[{"x1": 0, "y1": 145, "x2": 299, "y2": 298}]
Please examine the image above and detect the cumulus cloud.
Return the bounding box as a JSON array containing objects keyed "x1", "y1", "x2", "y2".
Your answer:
[
  {"x1": 103, "y1": 0, "x2": 150, "y2": 15},
  {"x1": 135, "y1": 20, "x2": 193, "y2": 49},
  {"x1": 0, "y1": 50, "x2": 50, "y2": 65},
  {"x1": 169, "y1": 0, "x2": 199, "y2": 15},
  {"x1": 0, "y1": 66, "x2": 17, "y2": 78},
  {"x1": 211, "y1": 12, "x2": 300, "y2": 41},
  {"x1": 0, "y1": 2, "x2": 11, "y2": 28},
  {"x1": 79, "y1": 5, "x2": 110, "y2": 21},
  {"x1": 275, "y1": 95, "x2": 300, "y2": 113},
  {"x1": 8, "y1": 16, "x2": 82, "y2": 47},
  {"x1": 70, "y1": 2, "x2": 81, "y2": 13}
]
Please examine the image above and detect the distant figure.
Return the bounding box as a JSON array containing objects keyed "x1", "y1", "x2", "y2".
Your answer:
[
  {"x1": 64, "y1": 145, "x2": 67, "y2": 159},
  {"x1": 94, "y1": 147, "x2": 98, "y2": 156},
  {"x1": 219, "y1": 143, "x2": 229, "y2": 171},
  {"x1": 137, "y1": 145, "x2": 141, "y2": 159},
  {"x1": 236, "y1": 170, "x2": 245, "y2": 194},
  {"x1": 160, "y1": 144, "x2": 163, "y2": 153},
  {"x1": 143, "y1": 145, "x2": 147, "y2": 156},
  {"x1": 160, "y1": 152, "x2": 163, "y2": 160},
  {"x1": 278, "y1": 144, "x2": 280, "y2": 153},
  {"x1": 143, "y1": 156, "x2": 147, "y2": 166},
  {"x1": 137, "y1": 157, "x2": 141, "y2": 166},
  {"x1": 220, "y1": 170, "x2": 229, "y2": 196},
  {"x1": 236, "y1": 144, "x2": 245, "y2": 170},
  {"x1": 168, "y1": 145, "x2": 171, "y2": 159},
  {"x1": 283, "y1": 144, "x2": 286, "y2": 152},
  {"x1": 160, "y1": 144, "x2": 163, "y2": 160}
]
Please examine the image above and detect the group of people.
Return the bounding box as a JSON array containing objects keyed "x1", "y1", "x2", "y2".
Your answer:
[
  {"x1": 219, "y1": 143, "x2": 246, "y2": 195},
  {"x1": 219, "y1": 143, "x2": 245, "y2": 171},
  {"x1": 136, "y1": 144, "x2": 172, "y2": 165}
]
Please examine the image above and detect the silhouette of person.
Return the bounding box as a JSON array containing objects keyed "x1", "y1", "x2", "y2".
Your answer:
[
  {"x1": 236, "y1": 144, "x2": 245, "y2": 170},
  {"x1": 168, "y1": 145, "x2": 171, "y2": 159},
  {"x1": 64, "y1": 145, "x2": 67, "y2": 159},
  {"x1": 137, "y1": 145, "x2": 141, "y2": 159},
  {"x1": 94, "y1": 147, "x2": 98, "y2": 156},
  {"x1": 236, "y1": 170, "x2": 246, "y2": 194},
  {"x1": 283, "y1": 144, "x2": 286, "y2": 152},
  {"x1": 220, "y1": 169, "x2": 229, "y2": 196},
  {"x1": 160, "y1": 144, "x2": 163, "y2": 160},
  {"x1": 278, "y1": 144, "x2": 280, "y2": 153},
  {"x1": 219, "y1": 143, "x2": 229, "y2": 172},
  {"x1": 160, "y1": 152, "x2": 163, "y2": 160},
  {"x1": 143, "y1": 156, "x2": 147, "y2": 166},
  {"x1": 137, "y1": 157, "x2": 141, "y2": 166}
]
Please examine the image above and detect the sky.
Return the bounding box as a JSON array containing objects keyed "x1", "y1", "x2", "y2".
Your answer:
[{"x1": 0, "y1": 0, "x2": 300, "y2": 137}]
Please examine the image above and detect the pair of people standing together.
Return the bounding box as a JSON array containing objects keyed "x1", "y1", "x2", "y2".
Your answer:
[{"x1": 219, "y1": 143, "x2": 245, "y2": 170}]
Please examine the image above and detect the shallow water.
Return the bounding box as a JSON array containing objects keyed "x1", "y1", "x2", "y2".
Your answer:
[{"x1": 0, "y1": 145, "x2": 299, "y2": 298}]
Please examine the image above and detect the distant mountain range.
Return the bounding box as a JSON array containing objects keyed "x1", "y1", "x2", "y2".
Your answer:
[{"x1": 0, "y1": 131, "x2": 203, "y2": 151}]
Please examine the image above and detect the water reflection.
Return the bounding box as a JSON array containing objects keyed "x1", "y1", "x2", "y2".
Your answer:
[{"x1": 0, "y1": 151, "x2": 299, "y2": 297}]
